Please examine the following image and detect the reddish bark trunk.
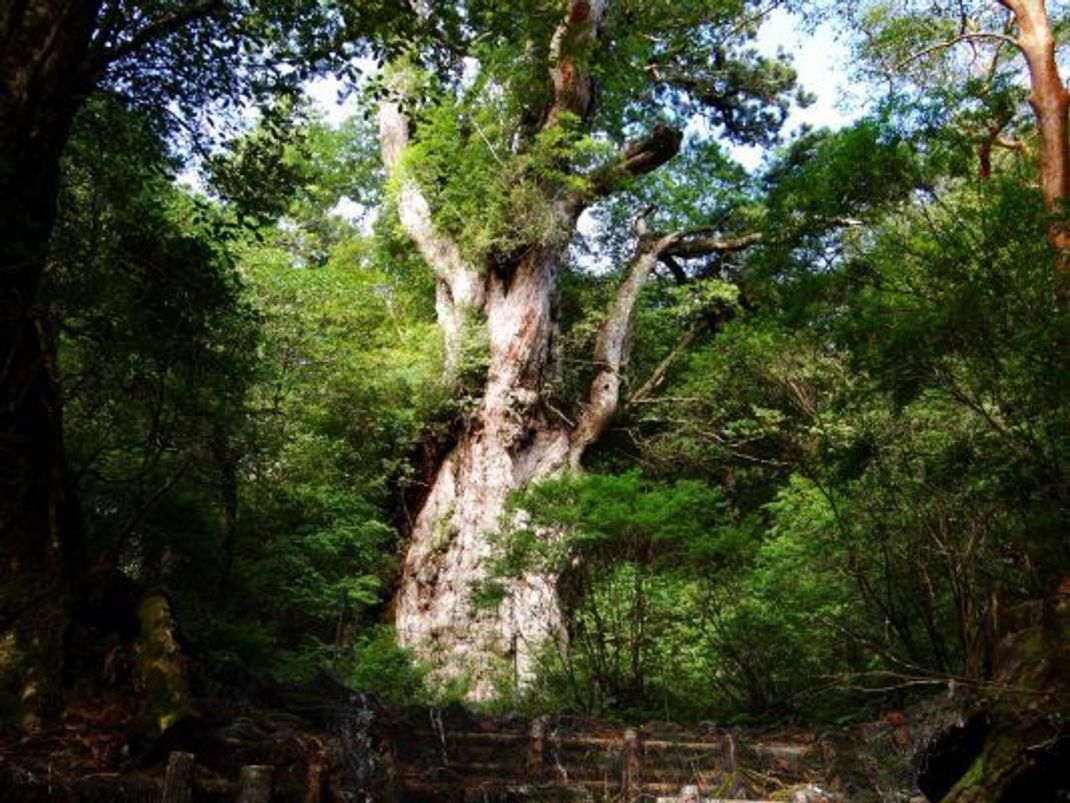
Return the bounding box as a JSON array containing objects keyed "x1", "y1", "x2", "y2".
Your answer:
[{"x1": 1001, "y1": 0, "x2": 1070, "y2": 275}]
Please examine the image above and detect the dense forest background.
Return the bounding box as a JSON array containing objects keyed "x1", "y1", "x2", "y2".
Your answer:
[{"x1": 2, "y1": 0, "x2": 1069, "y2": 736}]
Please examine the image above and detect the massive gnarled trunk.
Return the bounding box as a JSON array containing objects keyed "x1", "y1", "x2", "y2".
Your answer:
[
  {"x1": 386, "y1": 206, "x2": 731, "y2": 695},
  {"x1": 381, "y1": 0, "x2": 662, "y2": 696},
  {"x1": 378, "y1": 5, "x2": 752, "y2": 692},
  {"x1": 381, "y1": 10, "x2": 594, "y2": 699},
  {"x1": 393, "y1": 243, "x2": 578, "y2": 697},
  {"x1": 382, "y1": 0, "x2": 768, "y2": 698}
]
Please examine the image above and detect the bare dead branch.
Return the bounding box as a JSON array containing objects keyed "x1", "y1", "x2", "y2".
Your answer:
[{"x1": 663, "y1": 230, "x2": 764, "y2": 259}]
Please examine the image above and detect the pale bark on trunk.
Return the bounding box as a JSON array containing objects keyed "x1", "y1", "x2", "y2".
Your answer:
[
  {"x1": 391, "y1": 233, "x2": 578, "y2": 698},
  {"x1": 382, "y1": 0, "x2": 626, "y2": 697},
  {"x1": 383, "y1": 104, "x2": 719, "y2": 693},
  {"x1": 392, "y1": 224, "x2": 687, "y2": 695}
]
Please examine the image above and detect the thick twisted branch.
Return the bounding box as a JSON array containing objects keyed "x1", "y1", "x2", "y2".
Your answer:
[
  {"x1": 378, "y1": 95, "x2": 485, "y2": 377},
  {"x1": 569, "y1": 221, "x2": 767, "y2": 464},
  {"x1": 546, "y1": 0, "x2": 609, "y2": 125},
  {"x1": 662, "y1": 230, "x2": 764, "y2": 259},
  {"x1": 569, "y1": 223, "x2": 682, "y2": 463},
  {"x1": 588, "y1": 125, "x2": 684, "y2": 196}
]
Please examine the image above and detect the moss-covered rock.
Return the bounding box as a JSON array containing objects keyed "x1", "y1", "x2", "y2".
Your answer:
[
  {"x1": 921, "y1": 580, "x2": 1070, "y2": 802},
  {"x1": 134, "y1": 591, "x2": 192, "y2": 733}
]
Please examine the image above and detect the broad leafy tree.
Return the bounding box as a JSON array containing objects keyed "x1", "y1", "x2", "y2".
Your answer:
[{"x1": 0, "y1": 0, "x2": 401, "y2": 727}]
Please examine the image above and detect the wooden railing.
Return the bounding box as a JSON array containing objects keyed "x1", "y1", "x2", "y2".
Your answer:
[
  {"x1": 0, "y1": 686, "x2": 914, "y2": 802},
  {"x1": 378, "y1": 709, "x2": 837, "y2": 801}
]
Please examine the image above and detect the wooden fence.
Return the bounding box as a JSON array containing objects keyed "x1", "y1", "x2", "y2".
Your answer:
[{"x1": 379, "y1": 709, "x2": 839, "y2": 801}]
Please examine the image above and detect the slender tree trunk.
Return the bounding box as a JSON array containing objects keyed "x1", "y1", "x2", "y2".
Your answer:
[
  {"x1": 214, "y1": 428, "x2": 240, "y2": 588},
  {"x1": 220, "y1": 480, "x2": 238, "y2": 584}
]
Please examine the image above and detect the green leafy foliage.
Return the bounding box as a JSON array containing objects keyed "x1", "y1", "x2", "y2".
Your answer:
[
  {"x1": 401, "y1": 103, "x2": 606, "y2": 263},
  {"x1": 35, "y1": 0, "x2": 1070, "y2": 728},
  {"x1": 48, "y1": 98, "x2": 438, "y2": 690},
  {"x1": 491, "y1": 473, "x2": 734, "y2": 718},
  {"x1": 339, "y1": 627, "x2": 429, "y2": 706},
  {"x1": 50, "y1": 97, "x2": 258, "y2": 585},
  {"x1": 503, "y1": 471, "x2": 727, "y2": 572},
  {"x1": 228, "y1": 200, "x2": 443, "y2": 677}
]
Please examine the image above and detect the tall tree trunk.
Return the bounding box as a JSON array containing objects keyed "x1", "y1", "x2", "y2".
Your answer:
[
  {"x1": 380, "y1": 0, "x2": 742, "y2": 698},
  {"x1": 1000, "y1": 0, "x2": 1070, "y2": 275},
  {"x1": 214, "y1": 426, "x2": 240, "y2": 588},
  {"x1": 393, "y1": 241, "x2": 579, "y2": 698},
  {"x1": 383, "y1": 0, "x2": 608, "y2": 697},
  {"x1": 0, "y1": 0, "x2": 100, "y2": 727}
]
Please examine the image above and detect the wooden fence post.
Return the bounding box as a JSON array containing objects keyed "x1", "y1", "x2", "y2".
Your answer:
[
  {"x1": 237, "y1": 765, "x2": 273, "y2": 803},
  {"x1": 161, "y1": 751, "x2": 194, "y2": 803},
  {"x1": 621, "y1": 727, "x2": 641, "y2": 799},
  {"x1": 304, "y1": 759, "x2": 326, "y2": 803},
  {"x1": 528, "y1": 715, "x2": 548, "y2": 779}
]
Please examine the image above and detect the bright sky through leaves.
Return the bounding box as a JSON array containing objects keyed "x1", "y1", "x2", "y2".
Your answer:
[
  {"x1": 728, "y1": 8, "x2": 859, "y2": 168},
  {"x1": 305, "y1": 9, "x2": 860, "y2": 176}
]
